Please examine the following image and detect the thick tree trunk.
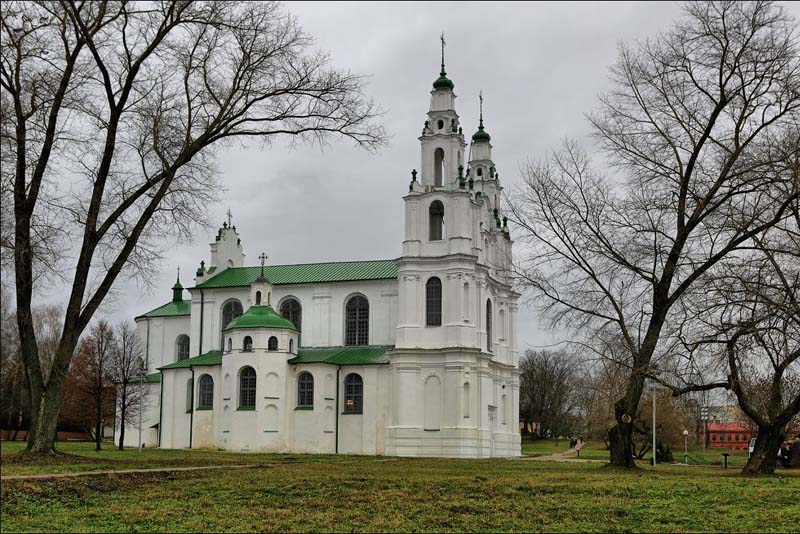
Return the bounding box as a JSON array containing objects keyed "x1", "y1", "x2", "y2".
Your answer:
[
  {"x1": 25, "y1": 384, "x2": 62, "y2": 454},
  {"x1": 742, "y1": 426, "x2": 786, "y2": 475}
]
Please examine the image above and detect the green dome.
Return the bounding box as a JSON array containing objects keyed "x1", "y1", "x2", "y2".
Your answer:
[
  {"x1": 433, "y1": 72, "x2": 454, "y2": 90},
  {"x1": 224, "y1": 305, "x2": 298, "y2": 331},
  {"x1": 472, "y1": 125, "x2": 491, "y2": 142}
]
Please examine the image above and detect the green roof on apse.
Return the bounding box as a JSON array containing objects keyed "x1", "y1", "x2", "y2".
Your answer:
[
  {"x1": 159, "y1": 350, "x2": 223, "y2": 370},
  {"x1": 288, "y1": 346, "x2": 391, "y2": 366},
  {"x1": 224, "y1": 305, "x2": 298, "y2": 331},
  {"x1": 135, "y1": 300, "x2": 190, "y2": 320},
  {"x1": 194, "y1": 260, "x2": 398, "y2": 289}
]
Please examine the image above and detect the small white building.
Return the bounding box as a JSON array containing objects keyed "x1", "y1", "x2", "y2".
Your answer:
[{"x1": 117, "y1": 54, "x2": 521, "y2": 457}]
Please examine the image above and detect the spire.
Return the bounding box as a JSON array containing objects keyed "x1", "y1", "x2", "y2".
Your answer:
[
  {"x1": 472, "y1": 91, "x2": 491, "y2": 142},
  {"x1": 432, "y1": 33, "x2": 454, "y2": 90},
  {"x1": 172, "y1": 267, "x2": 184, "y2": 302}
]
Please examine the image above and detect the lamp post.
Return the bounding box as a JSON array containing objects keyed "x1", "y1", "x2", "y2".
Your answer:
[
  {"x1": 652, "y1": 382, "x2": 657, "y2": 466},
  {"x1": 700, "y1": 407, "x2": 709, "y2": 464},
  {"x1": 683, "y1": 429, "x2": 689, "y2": 464}
]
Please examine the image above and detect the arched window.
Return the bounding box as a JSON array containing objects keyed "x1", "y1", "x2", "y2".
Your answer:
[
  {"x1": 344, "y1": 373, "x2": 363, "y2": 413},
  {"x1": 220, "y1": 300, "x2": 243, "y2": 349},
  {"x1": 227, "y1": 337, "x2": 232, "y2": 352},
  {"x1": 426, "y1": 277, "x2": 442, "y2": 326},
  {"x1": 434, "y1": 148, "x2": 444, "y2": 187},
  {"x1": 279, "y1": 298, "x2": 302, "y2": 333},
  {"x1": 239, "y1": 367, "x2": 256, "y2": 409},
  {"x1": 268, "y1": 336, "x2": 278, "y2": 351},
  {"x1": 198, "y1": 375, "x2": 214, "y2": 409},
  {"x1": 476, "y1": 167, "x2": 483, "y2": 177},
  {"x1": 176, "y1": 335, "x2": 190, "y2": 361},
  {"x1": 486, "y1": 299, "x2": 493, "y2": 352},
  {"x1": 345, "y1": 296, "x2": 369, "y2": 346},
  {"x1": 255, "y1": 291, "x2": 262, "y2": 305},
  {"x1": 243, "y1": 336, "x2": 253, "y2": 352},
  {"x1": 429, "y1": 201, "x2": 444, "y2": 241},
  {"x1": 289, "y1": 339, "x2": 294, "y2": 353},
  {"x1": 185, "y1": 378, "x2": 193, "y2": 412},
  {"x1": 297, "y1": 372, "x2": 314, "y2": 408}
]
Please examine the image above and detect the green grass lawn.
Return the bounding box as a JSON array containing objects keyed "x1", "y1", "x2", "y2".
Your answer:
[{"x1": 2, "y1": 441, "x2": 799, "y2": 532}]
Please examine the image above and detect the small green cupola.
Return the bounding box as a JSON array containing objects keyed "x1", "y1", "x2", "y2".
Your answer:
[
  {"x1": 432, "y1": 33, "x2": 454, "y2": 91},
  {"x1": 471, "y1": 92, "x2": 491, "y2": 143},
  {"x1": 172, "y1": 268, "x2": 184, "y2": 302}
]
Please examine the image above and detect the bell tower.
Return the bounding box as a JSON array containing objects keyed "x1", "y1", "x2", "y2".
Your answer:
[{"x1": 417, "y1": 34, "x2": 466, "y2": 190}]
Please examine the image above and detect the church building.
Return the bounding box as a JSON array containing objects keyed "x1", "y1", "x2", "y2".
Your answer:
[{"x1": 117, "y1": 49, "x2": 521, "y2": 457}]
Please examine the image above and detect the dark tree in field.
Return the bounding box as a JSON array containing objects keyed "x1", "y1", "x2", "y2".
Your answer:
[
  {"x1": 72, "y1": 321, "x2": 116, "y2": 451},
  {"x1": 112, "y1": 322, "x2": 144, "y2": 451},
  {"x1": 509, "y1": 1, "x2": 799, "y2": 467},
  {"x1": 0, "y1": 1, "x2": 385, "y2": 453},
  {"x1": 519, "y1": 349, "x2": 579, "y2": 439}
]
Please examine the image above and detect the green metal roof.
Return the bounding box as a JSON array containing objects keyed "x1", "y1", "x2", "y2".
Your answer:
[
  {"x1": 159, "y1": 350, "x2": 223, "y2": 370},
  {"x1": 145, "y1": 373, "x2": 161, "y2": 383},
  {"x1": 135, "y1": 300, "x2": 190, "y2": 320},
  {"x1": 194, "y1": 260, "x2": 398, "y2": 289},
  {"x1": 224, "y1": 305, "x2": 298, "y2": 331},
  {"x1": 288, "y1": 346, "x2": 391, "y2": 366}
]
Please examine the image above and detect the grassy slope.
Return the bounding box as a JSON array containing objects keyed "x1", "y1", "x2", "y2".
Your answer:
[{"x1": 2, "y1": 442, "x2": 799, "y2": 532}]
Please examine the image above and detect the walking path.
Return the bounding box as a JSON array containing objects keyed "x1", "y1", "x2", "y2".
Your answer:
[
  {"x1": 1, "y1": 464, "x2": 257, "y2": 481},
  {"x1": 523, "y1": 440, "x2": 605, "y2": 463}
]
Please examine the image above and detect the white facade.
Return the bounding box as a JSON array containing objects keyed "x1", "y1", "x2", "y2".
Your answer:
[{"x1": 116, "y1": 56, "x2": 520, "y2": 457}]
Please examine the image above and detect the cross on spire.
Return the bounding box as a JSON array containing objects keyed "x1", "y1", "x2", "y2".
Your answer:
[
  {"x1": 226, "y1": 208, "x2": 232, "y2": 227},
  {"x1": 176, "y1": 266, "x2": 180, "y2": 283},
  {"x1": 479, "y1": 90, "x2": 484, "y2": 128},
  {"x1": 258, "y1": 252, "x2": 268, "y2": 277},
  {"x1": 440, "y1": 32, "x2": 446, "y2": 75}
]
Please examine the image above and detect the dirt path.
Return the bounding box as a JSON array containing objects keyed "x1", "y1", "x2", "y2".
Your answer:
[{"x1": 1, "y1": 464, "x2": 257, "y2": 481}]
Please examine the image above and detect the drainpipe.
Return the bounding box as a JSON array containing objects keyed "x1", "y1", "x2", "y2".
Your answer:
[
  {"x1": 198, "y1": 289, "x2": 205, "y2": 357},
  {"x1": 188, "y1": 367, "x2": 195, "y2": 449},
  {"x1": 335, "y1": 365, "x2": 341, "y2": 454}
]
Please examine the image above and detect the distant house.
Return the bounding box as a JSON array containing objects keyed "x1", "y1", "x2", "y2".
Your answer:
[{"x1": 700, "y1": 421, "x2": 753, "y2": 451}]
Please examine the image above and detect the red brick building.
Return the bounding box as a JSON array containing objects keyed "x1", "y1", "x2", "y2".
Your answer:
[{"x1": 700, "y1": 421, "x2": 753, "y2": 451}]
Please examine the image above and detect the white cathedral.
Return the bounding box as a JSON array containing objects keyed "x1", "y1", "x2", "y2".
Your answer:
[{"x1": 117, "y1": 52, "x2": 521, "y2": 458}]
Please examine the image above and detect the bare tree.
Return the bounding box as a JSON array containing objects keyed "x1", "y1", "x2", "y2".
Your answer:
[
  {"x1": 71, "y1": 320, "x2": 116, "y2": 451},
  {"x1": 1, "y1": 1, "x2": 385, "y2": 453},
  {"x1": 508, "y1": 1, "x2": 799, "y2": 467},
  {"x1": 112, "y1": 321, "x2": 144, "y2": 450},
  {"x1": 519, "y1": 349, "x2": 580, "y2": 440}
]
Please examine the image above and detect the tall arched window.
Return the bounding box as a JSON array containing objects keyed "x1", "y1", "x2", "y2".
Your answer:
[
  {"x1": 268, "y1": 336, "x2": 278, "y2": 351},
  {"x1": 255, "y1": 291, "x2": 262, "y2": 305},
  {"x1": 227, "y1": 337, "x2": 232, "y2": 352},
  {"x1": 198, "y1": 375, "x2": 214, "y2": 409},
  {"x1": 279, "y1": 298, "x2": 302, "y2": 333},
  {"x1": 345, "y1": 296, "x2": 369, "y2": 346},
  {"x1": 239, "y1": 367, "x2": 256, "y2": 409},
  {"x1": 243, "y1": 336, "x2": 253, "y2": 352},
  {"x1": 289, "y1": 339, "x2": 294, "y2": 353},
  {"x1": 486, "y1": 299, "x2": 493, "y2": 353},
  {"x1": 426, "y1": 277, "x2": 442, "y2": 326},
  {"x1": 434, "y1": 147, "x2": 444, "y2": 187},
  {"x1": 344, "y1": 373, "x2": 363, "y2": 413},
  {"x1": 176, "y1": 335, "x2": 190, "y2": 361},
  {"x1": 429, "y1": 201, "x2": 444, "y2": 241},
  {"x1": 220, "y1": 300, "x2": 243, "y2": 349},
  {"x1": 297, "y1": 372, "x2": 314, "y2": 408}
]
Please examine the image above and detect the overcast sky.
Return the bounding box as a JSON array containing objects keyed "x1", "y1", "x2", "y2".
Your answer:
[{"x1": 100, "y1": 1, "x2": 797, "y2": 352}]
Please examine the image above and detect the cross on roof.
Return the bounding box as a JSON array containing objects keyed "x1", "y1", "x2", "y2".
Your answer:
[
  {"x1": 258, "y1": 252, "x2": 268, "y2": 277},
  {"x1": 440, "y1": 32, "x2": 446, "y2": 73},
  {"x1": 226, "y1": 208, "x2": 232, "y2": 227}
]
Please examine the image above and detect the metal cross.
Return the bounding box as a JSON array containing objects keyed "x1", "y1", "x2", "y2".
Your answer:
[
  {"x1": 479, "y1": 90, "x2": 484, "y2": 127},
  {"x1": 440, "y1": 32, "x2": 446, "y2": 72},
  {"x1": 226, "y1": 208, "x2": 232, "y2": 227},
  {"x1": 176, "y1": 266, "x2": 180, "y2": 282},
  {"x1": 258, "y1": 252, "x2": 268, "y2": 277}
]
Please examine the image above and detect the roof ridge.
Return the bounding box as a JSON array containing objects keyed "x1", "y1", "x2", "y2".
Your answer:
[{"x1": 236, "y1": 258, "x2": 396, "y2": 269}]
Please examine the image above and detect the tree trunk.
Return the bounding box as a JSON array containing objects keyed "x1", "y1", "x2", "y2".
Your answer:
[
  {"x1": 25, "y1": 384, "x2": 62, "y2": 454},
  {"x1": 608, "y1": 398, "x2": 637, "y2": 467},
  {"x1": 742, "y1": 426, "x2": 786, "y2": 475},
  {"x1": 95, "y1": 390, "x2": 102, "y2": 452},
  {"x1": 118, "y1": 388, "x2": 126, "y2": 451}
]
